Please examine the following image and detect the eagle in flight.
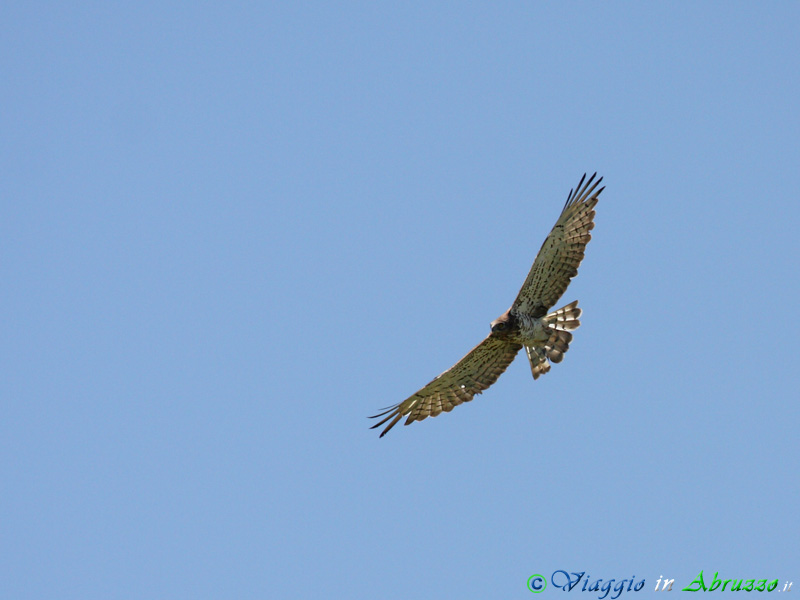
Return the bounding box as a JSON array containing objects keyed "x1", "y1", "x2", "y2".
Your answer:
[{"x1": 370, "y1": 173, "x2": 604, "y2": 437}]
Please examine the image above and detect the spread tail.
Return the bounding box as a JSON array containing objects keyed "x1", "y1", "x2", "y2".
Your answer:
[{"x1": 526, "y1": 300, "x2": 581, "y2": 380}]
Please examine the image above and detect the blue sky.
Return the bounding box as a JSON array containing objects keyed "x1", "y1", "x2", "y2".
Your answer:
[{"x1": 2, "y1": 2, "x2": 798, "y2": 598}]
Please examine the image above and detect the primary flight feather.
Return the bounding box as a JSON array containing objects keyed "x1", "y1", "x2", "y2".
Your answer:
[{"x1": 370, "y1": 173, "x2": 603, "y2": 437}]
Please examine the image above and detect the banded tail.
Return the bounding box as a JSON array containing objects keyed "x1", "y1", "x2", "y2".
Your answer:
[{"x1": 526, "y1": 300, "x2": 582, "y2": 380}]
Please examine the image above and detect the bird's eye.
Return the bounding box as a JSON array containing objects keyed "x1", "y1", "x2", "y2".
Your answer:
[{"x1": 494, "y1": 322, "x2": 506, "y2": 331}]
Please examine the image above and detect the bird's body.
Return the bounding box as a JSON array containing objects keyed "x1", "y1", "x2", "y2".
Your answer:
[
  {"x1": 370, "y1": 173, "x2": 604, "y2": 437},
  {"x1": 493, "y1": 310, "x2": 550, "y2": 346}
]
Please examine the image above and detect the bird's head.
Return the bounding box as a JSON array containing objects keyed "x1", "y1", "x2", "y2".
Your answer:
[{"x1": 490, "y1": 311, "x2": 516, "y2": 338}]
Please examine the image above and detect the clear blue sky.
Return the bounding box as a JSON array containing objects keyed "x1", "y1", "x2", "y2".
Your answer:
[{"x1": 2, "y1": 2, "x2": 798, "y2": 598}]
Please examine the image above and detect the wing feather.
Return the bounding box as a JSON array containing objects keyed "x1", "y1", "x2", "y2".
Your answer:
[
  {"x1": 511, "y1": 173, "x2": 604, "y2": 316},
  {"x1": 369, "y1": 336, "x2": 522, "y2": 437}
]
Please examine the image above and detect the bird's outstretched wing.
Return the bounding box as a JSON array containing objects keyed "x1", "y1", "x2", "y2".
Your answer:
[
  {"x1": 370, "y1": 336, "x2": 522, "y2": 437},
  {"x1": 511, "y1": 173, "x2": 604, "y2": 317}
]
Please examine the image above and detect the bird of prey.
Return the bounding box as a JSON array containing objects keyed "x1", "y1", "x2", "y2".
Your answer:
[{"x1": 370, "y1": 173, "x2": 604, "y2": 437}]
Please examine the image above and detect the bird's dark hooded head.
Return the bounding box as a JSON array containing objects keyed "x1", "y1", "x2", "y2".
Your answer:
[{"x1": 490, "y1": 310, "x2": 518, "y2": 338}]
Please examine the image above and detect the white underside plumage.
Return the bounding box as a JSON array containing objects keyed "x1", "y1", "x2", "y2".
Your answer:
[{"x1": 514, "y1": 312, "x2": 551, "y2": 345}]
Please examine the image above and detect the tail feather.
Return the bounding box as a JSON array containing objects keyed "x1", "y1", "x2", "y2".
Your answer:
[
  {"x1": 526, "y1": 301, "x2": 582, "y2": 380},
  {"x1": 545, "y1": 329, "x2": 572, "y2": 363},
  {"x1": 526, "y1": 346, "x2": 551, "y2": 380},
  {"x1": 542, "y1": 299, "x2": 581, "y2": 331}
]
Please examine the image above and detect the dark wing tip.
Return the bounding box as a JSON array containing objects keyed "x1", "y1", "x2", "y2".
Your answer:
[
  {"x1": 563, "y1": 172, "x2": 605, "y2": 210},
  {"x1": 368, "y1": 404, "x2": 399, "y2": 419},
  {"x1": 563, "y1": 172, "x2": 588, "y2": 209},
  {"x1": 377, "y1": 413, "x2": 403, "y2": 437},
  {"x1": 369, "y1": 402, "x2": 407, "y2": 437},
  {"x1": 567, "y1": 172, "x2": 604, "y2": 208}
]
